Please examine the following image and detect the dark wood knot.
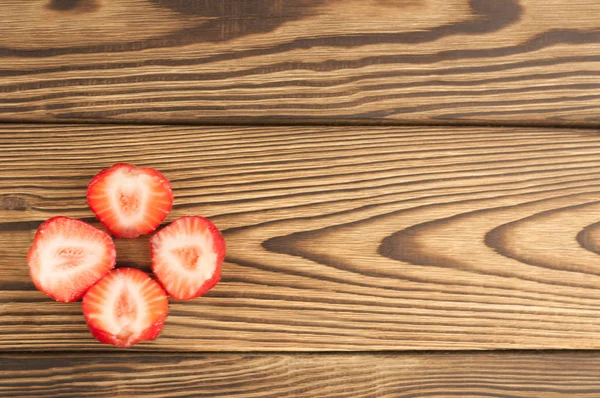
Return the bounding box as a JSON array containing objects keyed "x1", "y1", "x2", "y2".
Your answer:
[
  {"x1": 47, "y1": 0, "x2": 98, "y2": 13},
  {"x1": 2, "y1": 196, "x2": 29, "y2": 211}
]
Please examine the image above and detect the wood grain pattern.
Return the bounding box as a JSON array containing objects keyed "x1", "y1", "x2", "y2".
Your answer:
[
  {"x1": 5, "y1": 124, "x2": 600, "y2": 351},
  {"x1": 3, "y1": 352, "x2": 600, "y2": 397},
  {"x1": 1, "y1": 0, "x2": 600, "y2": 125}
]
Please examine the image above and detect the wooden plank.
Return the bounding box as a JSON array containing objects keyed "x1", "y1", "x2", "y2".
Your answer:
[
  {"x1": 2, "y1": 352, "x2": 600, "y2": 397},
  {"x1": 1, "y1": 1, "x2": 600, "y2": 125},
  {"x1": 4, "y1": 124, "x2": 600, "y2": 351}
]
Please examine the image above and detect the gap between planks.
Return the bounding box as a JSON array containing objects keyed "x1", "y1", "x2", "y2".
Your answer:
[{"x1": 0, "y1": 118, "x2": 599, "y2": 130}]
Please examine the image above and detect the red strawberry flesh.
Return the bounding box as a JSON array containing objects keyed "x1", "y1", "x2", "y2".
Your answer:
[
  {"x1": 82, "y1": 268, "x2": 168, "y2": 347},
  {"x1": 27, "y1": 216, "x2": 116, "y2": 303},
  {"x1": 87, "y1": 163, "x2": 173, "y2": 238},
  {"x1": 150, "y1": 216, "x2": 225, "y2": 300}
]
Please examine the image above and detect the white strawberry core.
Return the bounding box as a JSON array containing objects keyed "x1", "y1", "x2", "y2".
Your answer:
[
  {"x1": 108, "y1": 168, "x2": 152, "y2": 226},
  {"x1": 164, "y1": 230, "x2": 217, "y2": 280},
  {"x1": 38, "y1": 236, "x2": 105, "y2": 290}
]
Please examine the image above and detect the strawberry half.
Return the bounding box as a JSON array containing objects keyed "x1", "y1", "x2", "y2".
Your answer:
[
  {"x1": 87, "y1": 163, "x2": 173, "y2": 238},
  {"x1": 27, "y1": 216, "x2": 116, "y2": 303},
  {"x1": 150, "y1": 216, "x2": 225, "y2": 300},
  {"x1": 82, "y1": 268, "x2": 169, "y2": 348}
]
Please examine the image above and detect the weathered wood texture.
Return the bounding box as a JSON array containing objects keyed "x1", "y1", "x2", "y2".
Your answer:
[
  {"x1": 3, "y1": 124, "x2": 600, "y2": 351},
  {"x1": 2, "y1": 352, "x2": 600, "y2": 397},
  {"x1": 1, "y1": 0, "x2": 600, "y2": 125}
]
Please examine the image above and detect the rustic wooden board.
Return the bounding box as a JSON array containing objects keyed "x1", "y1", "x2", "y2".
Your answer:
[
  {"x1": 4, "y1": 124, "x2": 600, "y2": 351},
  {"x1": 2, "y1": 352, "x2": 600, "y2": 397},
  {"x1": 1, "y1": 0, "x2": 600, "y2": 125}
]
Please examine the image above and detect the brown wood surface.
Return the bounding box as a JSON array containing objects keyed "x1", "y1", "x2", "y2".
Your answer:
[
  {"x1": 1, "y1": 0, "x2": 600, "y2": 125},
  {"x1": 3, "y1": 124, "x2": 600, "y2": 351},
  {"x1": 2, "y1": 352, "x2": 600, "y2": 397}
]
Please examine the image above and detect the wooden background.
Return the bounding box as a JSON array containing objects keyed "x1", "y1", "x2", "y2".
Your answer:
[
  {"x1": 2, "y1": 0, "x2": 600, "y2": 396},
  {"x1": 1, "y1": 0, "x2": 600, "y2": 126}
]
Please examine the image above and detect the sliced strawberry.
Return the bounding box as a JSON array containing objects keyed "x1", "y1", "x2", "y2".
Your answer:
[
  {"x1": 82, "y1": 268, "x2": 169, "y2": 348},
  {"x1": 87, "y1": 163, "x2": 173, "y2": 239},
  {"x1": 150, "y1": 216, "x2": 225, "y2": 300},
  {"x1": 27, "y1": 216, "x2": 116, "y2": 303}
]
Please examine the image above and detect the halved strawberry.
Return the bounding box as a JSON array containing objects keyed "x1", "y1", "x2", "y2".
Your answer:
[
  {"x1": 82, "y1": 268, "x2": 169, "y2": 348},
  {"x1": 150, "y1": 216, "x2": 225, "y2": 300},
  {"x1": 87, "y1": 163, "x2": 173, "y2": 238},
  {"x1": 27, "y1": 216, "x2": 116, "y2": 303}
]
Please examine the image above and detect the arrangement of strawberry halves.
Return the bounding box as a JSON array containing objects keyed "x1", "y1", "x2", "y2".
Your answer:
[{"x1": 27, "y1": 163, "x2": 226, "y2": 348}]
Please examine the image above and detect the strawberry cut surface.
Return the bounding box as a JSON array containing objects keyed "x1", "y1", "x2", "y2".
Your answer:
[
  {"x1": 150, "y1": 216, "x2": 226, "y2": 300},
  {"x1": 27, "y1": 216, "x2": 116, "y2": 303},
  {"x1": 82, "y1": 268, "x2": 169, "y2": 348},
  {"x1": 87, "y1": 163, "x2": 173, "y2": 238}
]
